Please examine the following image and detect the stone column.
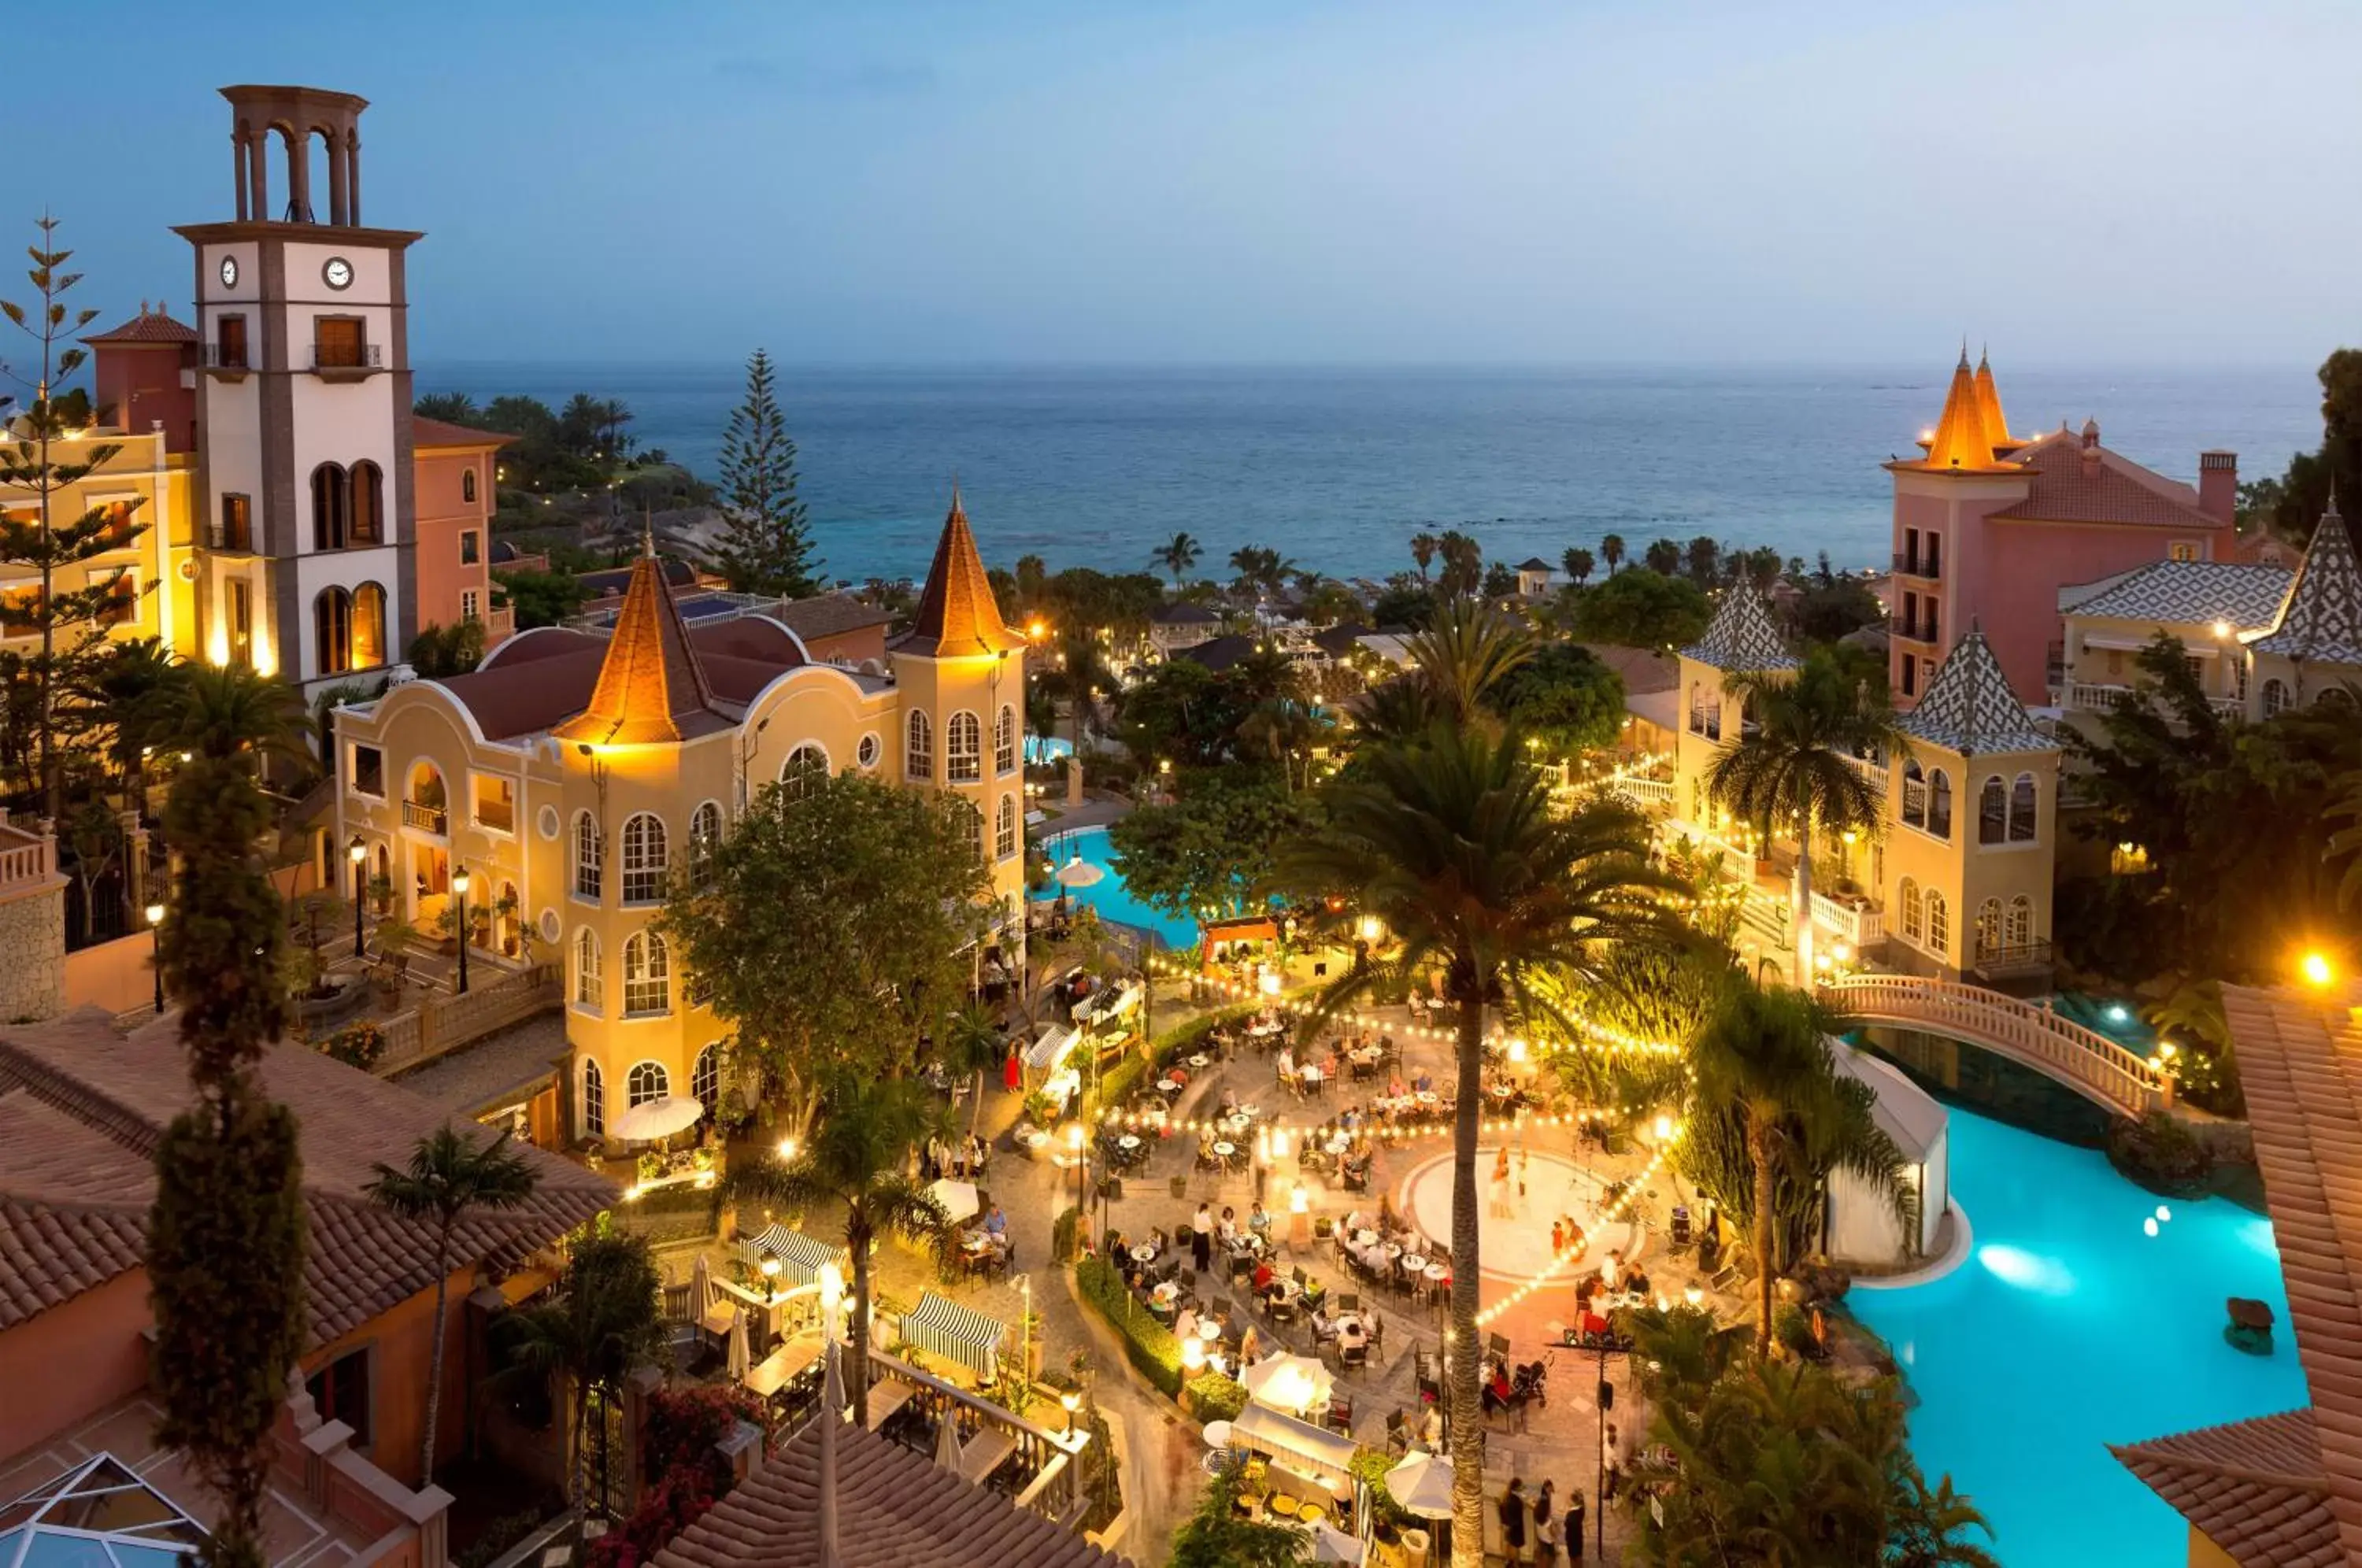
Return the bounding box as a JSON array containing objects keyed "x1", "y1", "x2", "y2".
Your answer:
[
  {"x1": 347, "y1": 131, "x2": 362, "y2": 225},
  {"x1": 233, "y1": 133, "x2": 250, "y2": 220},
  {"x1": 246, "y1": 132, "x2": 268, "y2": 224},
  {"x1": 326, "y1": 134, "x2": 349, "y2": 226}
]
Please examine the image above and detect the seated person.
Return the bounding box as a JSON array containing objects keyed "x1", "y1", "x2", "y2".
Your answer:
[
  {"x1": 1342, "y1": 1207, "x2": 1373, "y2": 1238},
  {"x1": 1412, "y1": 1068, "x2": 1434, "y2": 1093},
  {"x1": 1218, "y1": 1207, "x2": 1240, "y2": 1245},
  {"x1": 1420, "y1": 1406, "x2": 1445, "y2": 1448},
  {"x1": 1174, "y1": 1305, "x2": 1198, "y2": 1343},
  {"x1": 1275, "y1": 1045, "x2": 1297, "y2": 1080},
  {"x1": 1252, "y1": 1258, "x2": 1278, "y2": 1296},
  {"x1": 1219, "y1": 1085, "x2": 1240, "y2": 1116},
  {"x1": 1386, "y1": 1073, "x2": 1409, "y2": 1099},
  {"x1": 1623, "y1": 1263, "x2": 1651, "y2": 1296},
  {"x1": 1249, "y1": 1201, "x2": 1273, "y2": 1237},
  {"x1": 1482, "y1": 1359, "x2": 1513, "y2": 1413},
  {"x1": 983, "y1": 1204, "x2": 1009, "y2": 1237},
  {"x1": 1579, "y1": 1307, "x2": 1610, "y2": 1338}
]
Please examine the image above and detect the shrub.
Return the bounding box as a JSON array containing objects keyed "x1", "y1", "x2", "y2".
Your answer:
[
  {"x1": 1075, "y1": 1255, "x2": 1183, "y2": 1396},
  {"x1": 1772, "y1": 1304, "x2": 1820, "y2": 1361},
  {"x1": 320, "y1": 1021, "x2": 383, "y2": 1071},
  {"x1": 1090, "y1": 1052, "x2": 1149, "y2": 1118},
  {"x1": 453, "y1": 1506, "x2": 559, "y2": 1568},
  {"x1": 583, "y1": 1463, "x2": 716, "y2": 1568},
  {"x1": 1185, "y1": 1373, "x2": 1247, "y2": 1424},
  {"x1": 1053, "y1": 1205, "x2": 1083, "y2": 1264},
  {"x1": 642, "y1": 1384, "x2": 765, "y2": 1481},
  {"x1": 2108, "y1": 1110, "x2": 2213, "y2": 1196}
]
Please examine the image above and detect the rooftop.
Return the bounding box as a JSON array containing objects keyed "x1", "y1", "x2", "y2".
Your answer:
[
  {"x1": 1897, "y1": 629, "x2": 2053, "y2": 756},
  {"x1": 553, "y1": 549, "x2": 733, "y2": 745},
  {"x1": 1679, "y1": 584, "x2": 1797, "y2": 673},
  {"x1": 2061, "y1": 560, "x2": 2295, "y2": 631},
  {"x1": 409, "y1": 416, "x2": 516, "y2": 451},
  {"x1": 81, "y1": 309, "x2": 198, "y2": 347},
  {"x1": 2251, "y1": 505, "x2": 2362, "y2": 667},
  {"x1": 894, "y1": 492, "x2": 1024, "y2": 660},
  {"x1": 1986, "y1": 426, "x2": 2227, "y2": 531}
]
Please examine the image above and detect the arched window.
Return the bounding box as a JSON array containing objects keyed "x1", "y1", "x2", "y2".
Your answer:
[
  {"x1": 1687, "y1": 681, "x2": 1705, "y2": 735},
  {"x1": 1924, "y1": 891, "x2": 1949, "y2": 957},
  {"x1": 310, "y1": 462, "x2": 349, "y2": 550},
  {"x1": 2264, "y1": 678, "x2": 2290, "y2": 716},
  {"x1": 906, "y1": 710, "x2": 933, "y2": 782},
  {"x1": 1901, "y1": 760, "x2": 1927, "y2": 828},
  {"x1": 574, "y1": 927, "x2": 602, "y2": 1009},
  {"x1": 623, "y1": 931, "x2": 670, "y2": 1016},
  {"x1": 313, "y1": 586, "x2": 352, "y2": 674},
  {"x1": 626, "y1": 1060, "x2": 668, "y2": 1109},
  {"x1": 2005, "y1": 894, "x2": 2034, "y2": 949},
  {"x1": 1978, "y1": 777, "x2": 2006, "y2": 845},
  {"x1": 1927, "y1": 768, "x2": 1953, "y2": 840},
  {"x1": 2008, "y1": 773, "x2": 2037, "y2": 843},
  {"x1": 573, "y1": 812, "x2": 602, "y2": 900},
  {"x1": 692, "y1": 1045, "x2": 720, "y2": 1112},
  {"x1": 581, "y1": 1058, "x2": 604, "y2": 1137},
  {"x1": 1900, "y1": 878, "x2": 1922, "y2": 941},
  {"x1": 462, "y1": 468, "x2": 478, "y2": 505},
  {"x1": 2320, "y1": 686, "x2": 2356, "y2": 711},
  {"x1": 995, "y1": 793, "x2": 1018, "y2": 860},
  {"x1": 689, "y1": 801, "x2": 723, "y2": 886},
  {"x1": 994, "y1": 705, "x2": 1017, "y2": 775},
  {"x1": 1975, "y1": 898, "x2": 2001, "y2": 957},
  {"x1": 781, "y1": 745, "x2": 828, "y2": 801},
  {"x1": 961, "y1": 798, "x2": 983, "y2": 859},
  {"x1": 947, "y1": 711, "x2": 982, "y2": 782},
  {"x1": 350, "y1": 461, "x2": 383, "y2": 545},
  {"x1": 351, "y1": 582, "x2": 385, "y2": 670},
  {"x1": 620, "y1": 812, "x2": 666, "y2": 904}
]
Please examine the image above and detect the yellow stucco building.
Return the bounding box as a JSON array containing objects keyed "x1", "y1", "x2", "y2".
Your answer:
[
  {"x1": 332, "y1": 497, "x2": 1029, "y2": 1146},
  {"x1": 0, "y1": 424, "x2": 198, "y2": 669}
]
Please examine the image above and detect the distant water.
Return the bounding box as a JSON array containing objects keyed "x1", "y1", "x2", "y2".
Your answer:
[{"x1": 414, "y1": 364, "x2": 2322, "y2": 585}]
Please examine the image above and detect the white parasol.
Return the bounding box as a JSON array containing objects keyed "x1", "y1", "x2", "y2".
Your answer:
[
  {"x1": 1309, "y1": 1523, "x2": 1364, "y2": 1563},
  {"x1": 928, "y1": 1178, "x2": 981, "y2": 1225},
  {"x1": 935, "y1": 1409, "x2": 964, "y2": 1468},
  {"x1": 1384, "y1": 1449, "x2": 1455, "y2": 1520},
  {"x1": 612, "y1": 1094, "x2": 704, "y2": 1143},
  {"x1": 691, "y1": 1252, "x2": 712, "y2": 1322},
  {"x1": 1054, "y1": 856, "x2": 1105, "y2": 889},
  {"x1": 1242, "y1": 1352, "x2": 1332, "y2": 1415},
  {"x1": 725, "y1": 1309, "x2": 750, "y2": 1382}
]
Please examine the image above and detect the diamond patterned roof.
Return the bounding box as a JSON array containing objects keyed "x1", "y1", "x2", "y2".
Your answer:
[
  {"x1": 2252, "y1": 505, "x2": 2362, "y2": 666},
  {"x1": 1897, "y1": 630, "x2": 2055, "y2": 756},
  {"x1": 2067, "y1": 560, "x2": 2294, "y2": 631},
  {"x1": 1679, "y1": 584, "x2": 1797, "y2": 672}
]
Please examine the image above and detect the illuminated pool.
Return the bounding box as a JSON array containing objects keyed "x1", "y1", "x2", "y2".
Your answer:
[
  {"x1": 1848, "y1": 1108, "x2": 2305, "y2": 1566},
  {"x1": 1030, "y1": 824, "x2": 1194, "y2": 948}
]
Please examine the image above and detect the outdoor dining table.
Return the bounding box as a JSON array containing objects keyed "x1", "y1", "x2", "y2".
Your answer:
[
  {"x1": 1119, "y1": 1135, "x2": 1142, "y2": 1152},
  {"x1": 1353, "y1": 1229, "x2": 1380, "y2": 1248},
  {"x1": 1130, "y1": 1244, "x2": 1158, "y2": 1265},
  {"x1": 1158, "y1": 1077, "x2": 1185, "y2": 1096},
  {"x1": 1197, "y1": 1319, "x2": 1223, "y2": 1342},
  {"x1": 1214, "y1": 1141, "x2": 1237, "y2": 1159},
  {"x1": 1187, "y1": 1053, "x2": 1211, "y2": 1068},
  {"x1": 1416, "y1": 1090, "x2": 1439, "y2": 1104},
  {"x1": 1401, "y1": 1252, "x2": 1428, "y2": 1274},
  {"x1": 864, "y1": 1381, "x2": 918, "y2": 1431},
  {"x1": 743, "y1": 1337, "x2": 821, "y2": 1399}
]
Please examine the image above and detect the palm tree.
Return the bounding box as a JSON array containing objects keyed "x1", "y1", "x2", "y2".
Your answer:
[
  {"x1": 151, "y1": 663, "x2": 309, "y2": 769},
  {"x1": 941, "y1": 1004, "x2": 1006, "y2": 1137},
  {"x1": 1601, "y1": 534, "x2": 1626, "y2": 576},
  {"x1": 498, "y1": 1233, "x2": 665, "y2": 1512},
  {"x1": 1401, "y1": 597, "x2": 1535, "y2": 723},
  {"x1": 1053, "y1": 624, "x2": 1113, "y2": 771},
  {"x1": 1704, "y1": 649, "x2": 1903, "y2": 978},
  {"x1": 715, "y1": 1072, "x2": 948, "y2": 1411},
  {"x1": 1153, "y1": 531, "x2": 1203, "y2": 586},
  {"x1": 367, "y1": 1126, "x2": 539, "y2": 1483},
  {"x1": 1560, "y1": 545, "x2": 1594, "y2": 586},
  {"x1": 413, "y1": 391, "x2": 480, "y2": 424},
  {"x1": 1409, "y1": 532, "x2": 1439, "y2": 583},
  {"x1": 1278, "y1": 731, "x2": 1677, "y2": 1568}
]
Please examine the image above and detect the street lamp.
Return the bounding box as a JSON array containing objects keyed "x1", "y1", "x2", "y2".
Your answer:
[
  {"x1": 451, "y1": 865, "x2": 471, "y2": 995},
  {"x1": 144, "y1": 900, "x2": 166, "y2": 1013},
  {"x1": 2302, "y1": 951, "x2": 2335, "y2": 989},
  {"x1": 347, "y1": 835, "x2": 367, "y2": 957}
]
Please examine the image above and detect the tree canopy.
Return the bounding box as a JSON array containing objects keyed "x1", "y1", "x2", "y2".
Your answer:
[
  {"x1": 2245, "y1": 347, "x2": 2362, "y2": 547},
  {"x1": 1564, "y1": 568, "x2": 1712, "y2": 649},
  {"x1": 1487, "y1": 640, "x2": 1627, "y2": 754},
  {"x1": 1107, "y1": 771, "x2": 1316, "y2": 923},
  {"x1": 709, "y1": 349, "x2": 819, "y2": 597}
]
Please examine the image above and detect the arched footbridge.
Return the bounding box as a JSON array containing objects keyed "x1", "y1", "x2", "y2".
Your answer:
[{"x1": 1815, "y1": 973, "x2": 2173, "y2": 1119}]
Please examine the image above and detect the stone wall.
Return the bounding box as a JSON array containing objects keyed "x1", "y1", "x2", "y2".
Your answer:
[{"x1": 0, "y1": 880, "x2": 65, "y2": 1023}]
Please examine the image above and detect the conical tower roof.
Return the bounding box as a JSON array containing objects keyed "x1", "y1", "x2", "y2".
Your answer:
[
  {"x1": 1897, "y1": 629, "x2": 2053, "y2": 756},
  {"x1": 553, "y1": 550, "x2": 730, "y2": 745},
  {"x1": 1679, "y1": 583, "x2": 1798, "y2": 673},
  {"x1": 2251, "y1": 499, "x2": 2362, "y2": 666},
  {"x1": 896, "y1": 489, "x2": 1024, "y2": 658},
  {"x1": 1973, "y1": 349, "x2": 2014, "y2": 452}
]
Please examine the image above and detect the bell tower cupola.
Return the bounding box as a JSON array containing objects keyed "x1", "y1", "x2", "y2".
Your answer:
[{"x1": 222, "y1": 85, "x2": 370, "y2": 227}]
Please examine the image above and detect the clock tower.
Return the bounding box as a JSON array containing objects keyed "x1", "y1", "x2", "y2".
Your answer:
[{"x1": 177, "y1": 84, "x2": 421, "y2": 690}]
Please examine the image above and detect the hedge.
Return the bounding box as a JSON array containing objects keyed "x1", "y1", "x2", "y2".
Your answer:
[
  {"x1": 1185, "y1": 1372, "x2": 1247, "y2": 1424},
  {"x1": 1053, "y1": 1205, "x2": 1083, "y2": 1264},
  {"x1": 1075, "y1": 1255, "x2": 1183, "y2": 1396}
]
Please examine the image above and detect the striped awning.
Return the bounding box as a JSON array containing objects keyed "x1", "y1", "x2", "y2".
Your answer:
[
  {"x1": 901, "y1": 1292, "x2": 1005, "y2": 1379},
  {"x1": 1026, "y1": 1024, "x2": 1079, "y2": 1072},
  {"x1": 738, "y1": 1225, "x2": 842, "y2": 1288},
  {"x1": 1234, "y1": 1402, "x2": 1356, "y2": 1483}
]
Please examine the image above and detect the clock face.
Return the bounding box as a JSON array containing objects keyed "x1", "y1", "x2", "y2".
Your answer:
[
  {"x1": 322, "y1": 257, "x2": 354, "y2": 291},
  {"x1": 218, "y1": 255, "x2": 239, "y2": 288}
]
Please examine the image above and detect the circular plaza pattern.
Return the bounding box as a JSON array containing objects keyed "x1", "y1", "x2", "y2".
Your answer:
[{"x1": 1398, "y1": 1143, "x2": 1642, "y2": 1284}]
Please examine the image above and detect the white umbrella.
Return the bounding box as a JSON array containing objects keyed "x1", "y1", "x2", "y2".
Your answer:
[
  {"x1": 1309, "y1": 1523, "x2": 1364, "y2": 1563},
  {"x1": 928, "y1": 1178, "x2": 980, "y2": 1226},
  {"x1": 1242, "y1": 1352, "x2": 1332, "y2": 1415},
  {"x1": 613, "y1": 1094, "x2": 704, "y2": 1143},
  {"x1": 1385, "y1": 1449, "x2": 1455, "y2": 1520},
  {"x1": 724, "y1": 1308, "x2": 751, "y2": 1381},
  {"x1": 1054, "y1": 856, "x2": 1105, "y2": 889},
  {"x1": 691, "y1": 1252, "x2": 712, "y2": 1322}
]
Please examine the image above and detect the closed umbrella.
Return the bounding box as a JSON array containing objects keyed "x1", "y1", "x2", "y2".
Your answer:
[
  {"x1": 613, "y1": 1094, "x2": 704, "y2": 1143},
  {"x1": 1309, "y1": 1523, "x2": 1364, "y2": 1563},
  {"x1": 691, "y1": 1252, "x2": 712, "y2": 1323},
  {"x1": 725, "y1": 1309, "x2": 751, "y2": 1382},
  {"x1": 1384, "y1": 1449, "x2": 1454, "y2": 1520},
  {"x1": 1242, "y1": 1353, "x2": 1333, "y2": 1417},
  {"x1": 935, "y1": 1407, "x2": 964, "y2": 1468}
]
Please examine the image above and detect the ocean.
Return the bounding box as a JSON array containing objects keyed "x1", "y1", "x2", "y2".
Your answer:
[{"x1": 413, "y1": 364, "x2": 2323, "y2": 586}]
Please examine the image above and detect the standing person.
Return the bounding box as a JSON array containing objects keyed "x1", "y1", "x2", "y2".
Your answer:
[
  {"x1": 1498, "y1": 1477, "x2": 1529, "y2": 1565},
  {"x1": 1533, "y1": 1479, "x2": 1560, "y2": 1567},
  {"x1": 1564, "y1": 1487, "x2": 1586, "y2": 1561},
  {"x1": 1489, "y1": 1146, "x2": 1512, "y2": 1219},
  {"x1": 1192, "y1": 1201, "x2": 1213, "y2": 1273},
  {"x1": 1603, "y1": 1422, "x2": 1623, "y2": 1502}
]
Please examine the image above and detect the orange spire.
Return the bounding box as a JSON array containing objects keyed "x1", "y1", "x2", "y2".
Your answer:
[
  {"x1": 898, "y1": 489, "x2": 1024, "y2": 658},
  {"x1": 1972, "y1": 346, "x2": 2012, "y2": 451},
  {"x1": 553, "y1": 553, "x2": 725, "y2": 745},
  {"x1": 1923, "y1": 349, "x2": 1992, "y2": 471}
]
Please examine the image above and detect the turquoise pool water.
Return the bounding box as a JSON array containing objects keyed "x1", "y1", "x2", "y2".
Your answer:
[
  {"x1": 1849, "y1": 1108, "x2": 2305, "y2": 1566},
  {"x1": 1031, "y1": 824, "x2": 1195, "y2": 948},
  {"x1": 1025, "y1": 735, "x2": 1073, "y2": 764}
]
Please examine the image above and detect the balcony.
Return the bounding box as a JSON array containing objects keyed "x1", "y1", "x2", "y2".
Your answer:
[
  {"x1": 402, "y1": 798, "x2": 447, "y2": 835},
  {"x1": 309, "y1": 342, "x2": 383, "y2": 379},
  {"x1": 2068, "y1": 681, "x2": 2242, "y2": 719},
  {"x1": 485, "y1": 603, "x2": 515, "y2": 639},
  {"x1": 1840, "y1": 752, "x2": 1889, "y2": 793},
  {"x1": 1810, "y1": 889, "x2": 1884, "y2": 949},
  {"x1": 206, "y1": 520, "x2": 255, "y2": 553},
  {"x1": 199, "y1": 343, "x2": 250, "y2": 377},
  {"x1": 1972, "y1": 939, "x2": 2055, "y2": 981},
  {"x1": 1892, "y1": 551, "x2": 1942, "y2": 582}
]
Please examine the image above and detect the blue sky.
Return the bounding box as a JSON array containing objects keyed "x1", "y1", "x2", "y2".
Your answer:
[{"x1": 16, "y1": 0, "x2": 2357, "y2": 366}]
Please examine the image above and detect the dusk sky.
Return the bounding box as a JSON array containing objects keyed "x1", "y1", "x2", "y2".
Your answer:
[{"x1": 20, "y1": 0, "x2": 2357, "y2": 368}]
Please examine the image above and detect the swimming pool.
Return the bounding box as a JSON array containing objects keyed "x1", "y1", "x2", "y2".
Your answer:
[
  {"x1": 1849, "y1": 1108, "x2": 2305, "y2": 1566},
  {"x1": 1025, "y1": 735, "x2": 1073, "y2": 765},
  {"x1": 1031, "y1": 824, "x2": 1195, "y2": 948}
]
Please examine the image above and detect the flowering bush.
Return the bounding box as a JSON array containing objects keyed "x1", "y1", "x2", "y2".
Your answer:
[
  {"x1": 580, "y1": 1386, "x2": 766, "y2": 1568},
  {"x1": 320, "y1": 1022, "x2": 383, "y2": 1071}
]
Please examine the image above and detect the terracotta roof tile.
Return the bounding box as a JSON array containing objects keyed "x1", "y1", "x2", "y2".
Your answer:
[
  {"x1": 410, "y1": 416, "x2": 517, "y2": 450},
  {"x1": 0, "y1": 1010, "x2": 615, "y2": 1341},
  {"x1": 434, "y1": 647, "x2": 606, "y2": 741},
  {"x1": 83, "y1": 311, "x2": 198, "y2": 346},
  {"x1": 1986, "y1": 429, "x2": 2227, "y2": 531},
  {"x1": 765, "y1": 594, "x2": 896, "y2": 645},
  {"x1": 894, "y1": 493, "x2": 1023, "y2": 660},
  {"x1": 2112, "y1": 1410, "x2": 2342, "y2": 1567},
  {"x1": 653, "y1": 1416, "x2": 1129, "y2": 1568},
  {"x1": 554, "y1": 553, "x2": 732, "y2": 745}
]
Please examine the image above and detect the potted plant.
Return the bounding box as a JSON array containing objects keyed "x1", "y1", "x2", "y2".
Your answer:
[
  {"x1": 431, "y1": 902, "x2": 459, "y2": 956},
  {"x1": 366, "y1": 871, "x2": 394, "y2": 916},
  {"x1": 496, "y1": 888, "x2": 522, "y2": 955}
]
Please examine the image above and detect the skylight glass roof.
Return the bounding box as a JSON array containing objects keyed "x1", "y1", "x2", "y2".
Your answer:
[{"x1": 0, "y1": 1457, "x2": 205, "y2": 1568}]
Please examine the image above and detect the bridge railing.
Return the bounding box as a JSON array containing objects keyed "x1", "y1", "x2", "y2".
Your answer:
[{"x1": 1817, "y1": 971, "x2": 2170, "y2": 1116}]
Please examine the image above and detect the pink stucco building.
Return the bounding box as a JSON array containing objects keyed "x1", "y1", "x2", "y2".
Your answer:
[{"x1": 1886, "y1": 351, "x2": 2238, "y2": 708}]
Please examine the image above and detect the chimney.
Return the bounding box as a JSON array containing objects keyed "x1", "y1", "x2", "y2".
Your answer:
[
  {"x1": 2080, "y1": 418, "x2": 2102, "y2": 478},
  {"x1": 2198, "y1": 449, "x2": 2238, "y2": 526}
]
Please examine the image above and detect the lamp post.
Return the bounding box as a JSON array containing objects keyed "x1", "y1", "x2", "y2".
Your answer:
[
  {"x1": 144, "y1": 900, "x2": 166, "y2": 1013},
  {"x1": 1067, "y1": 1122, "x2": 1088, "y2": 1253},
  {"x1": 347, "y1": 834, "x2": 367, "y2": 957},
  {"x1": 451, "y1": 865, "x2": 470, "y2": 995}
]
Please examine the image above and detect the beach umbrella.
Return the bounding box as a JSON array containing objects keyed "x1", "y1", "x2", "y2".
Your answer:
[
  {"x1": 1054, "y1": 856, "x2": 1105, "y2": 889},
  {"x1": 612, "y1": 1094, "x2": 703, "y2": 1143},
  {"x1": 1309, "y1": 1523, "x2": 1364, "y2": 1563},
  {"x1": 725, "y1": 1309, "x2": 750, "y2": 1382},
  {"x1": 1242, "y1": 1352, "x2": 1332, "y2": 1415},
  {"x1": 927, "y1": 1178, "x2": 981, "y2": 1225},
  {"x1": 1385, "y1": 1450, "x2": 1454, "y2": 1520}
]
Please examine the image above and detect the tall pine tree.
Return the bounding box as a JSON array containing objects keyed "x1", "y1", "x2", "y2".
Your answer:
[{"x1": 710, "y1": 348, "x2": 818, "y2": 597}]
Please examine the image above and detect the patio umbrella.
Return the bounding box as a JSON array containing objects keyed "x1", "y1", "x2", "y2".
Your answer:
[
  {"x1": 1384, "y1": 1450, "x2": 1455, "y2": 1520},
  {"x1": 612, "y1": 1094, "x2": 704, "y2": 1143},
  {"x1": 928, "y1": 1178, "x2": 981, "y2": 1225},
  {"x1": 935, "y1": 1407, "x2": 963, "y2": 1468},
  {"x1": 1309, "y1": 1523, "x2": 1364, "y2": 1563},
  {"x1": 725, "y1": 1309, "x2": 750, "y2": 1383},
  {"x1": 691, "y1": 1252, "x2": 712, "y2": 1322},
  {"x1": 1242, "y1": 1353, "x2": 1332, "y2": 1416},
  {"x1": 1054, "y1": 856, "x2": 1105, "y2": 889}
]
